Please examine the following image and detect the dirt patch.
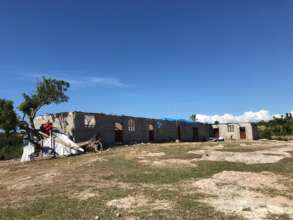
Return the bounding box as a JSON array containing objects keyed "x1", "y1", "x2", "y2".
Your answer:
[
  {"x1": 106, "y1": 194, "x2": 173, "y2": 212},
  {"x1": 240, "y1": 143, "x2": 253, "y2": 147},
  {"x1": 70, "y1": 189, "x2": 99, "y2": 200},
  {"x1": 136, "y1": 151, "x2": 166, "y2": 159},
  {"x1": 71, "y1": 154, "x2": 109, "y2": 168},
  {"x1": 135, "y1": 150, "x2": 196, "y2": 168},
  {"x1": 203, "y1": 144, "x2": 225, "y2": 150},
  {"x1": 139, "y1": 183, "x2": 178, "y2": 192},
  {"x1": 192, "y1": 151, "x2": 288, "y2": 164},
  {"x1": 190, "y1": 171, "x2": 293, "y2": 220},
  {"x1": 189, "y1": 145, "x2": 293, "y2": 164},
  {"x1": 5, "y1": 169, "x2": 59, "y2": 190},
  {"x1": 193, "y1": 171, "x2": 287, "y2": 190},
  {"x1": 139, "y1": 158, "x2": 196, "y2": 168}
]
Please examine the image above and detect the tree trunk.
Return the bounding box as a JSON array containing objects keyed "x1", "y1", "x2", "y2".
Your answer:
[
  {"x1": 29, "y1": 116, "x2": 35, "y2": 130},
  {"x1": 26, "y1": 116, "x2": 41, "y2": 154}
]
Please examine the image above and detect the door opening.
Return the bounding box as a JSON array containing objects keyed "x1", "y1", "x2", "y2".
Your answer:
[
  {"x1": 213, "y1": 128, "x2": 219, "y2": 138},
  {"x1": 149, "y1": 124, "x2": 154, "y2": 142},
  {"x1": 177, "y1": 126, "x2": 181, "y2": 141},
  {"x1": 114, "y1": 122, "x2": 123, "y2": 143},
  {"x1": 240, "y1": 127, "x2": 246, "y2": 139},
  {"x1": 192, "y1": 127, "x2": 199, "y2": 141}
]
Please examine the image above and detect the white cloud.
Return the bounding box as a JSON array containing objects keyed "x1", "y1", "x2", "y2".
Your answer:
[
  {"x1": 86, "y1": 77, "x2": 128, "y2": 88},
  {"x1": 28, "y1": 73, "x2": 128, "y2": 88},
  {"x1": 196, "y1": 110, "x2": 287, "y2": 124}
]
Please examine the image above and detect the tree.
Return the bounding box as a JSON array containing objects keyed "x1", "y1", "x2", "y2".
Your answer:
[
  {"x1": 190, "y1": 114, "x2": 197, "y2": 122},
  {"x1": 18, "y1": 77, "x2": 70, "y2": 129},
  {"x1": 256, "y1": 112, "x2": 293, "y2": 139},
  {"x1": 261, "y1": 128, "x2": 272, "y2": 140},
  {"x1": 214, "y1": 121, "x2": 219, "y2": 125},
  {"x1": 0, "y1": 99, "x2": 18, "y2": 136}
]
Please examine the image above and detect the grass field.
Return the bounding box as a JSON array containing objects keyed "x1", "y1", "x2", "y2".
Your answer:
[{"x1": 1, "y1": 140, "x2": 293, "y2": 220}]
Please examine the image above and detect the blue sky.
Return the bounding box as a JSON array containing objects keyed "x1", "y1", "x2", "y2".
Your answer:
[{"x1": 0, "y1": 0, "x2": 292, "y2": 121}]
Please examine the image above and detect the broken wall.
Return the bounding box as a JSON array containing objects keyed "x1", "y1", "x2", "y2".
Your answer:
[{"x1": 34, "y1": 112, "x2": 76, "y2": 139}]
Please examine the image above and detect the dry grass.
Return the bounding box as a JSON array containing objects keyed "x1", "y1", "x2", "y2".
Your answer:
[{"x1": 0, "y1": 141, "x2": 293, "y2": 219}]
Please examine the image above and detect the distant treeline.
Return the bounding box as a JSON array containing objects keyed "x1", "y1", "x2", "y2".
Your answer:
[{"x1": 257, "y1": 113, "x2": 293, "y2": 140}]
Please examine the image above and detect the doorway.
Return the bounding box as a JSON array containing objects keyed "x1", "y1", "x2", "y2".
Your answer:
[
  {"x1": 213, "y1": 128, "x2": 219, "y2": 138},
  {"x1": 114, "y1": 122, "x2": 123, "y2": 143},
  {"x1": 177, "y1": 126, "x2": 181, "y2": 141},
  {"x1": 149, "y1": 124, "x2": 154, "y2": 142},
  {"x1": 192, "y1": 127, "x2": 199, "y2": 141},
  {"x1": 240, "y1": 127, "x2": 246, "y2": 139}
]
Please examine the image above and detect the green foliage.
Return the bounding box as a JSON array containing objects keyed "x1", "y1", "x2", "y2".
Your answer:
[
  {"x1": 259, "y1": 128, "x2": 272, "y2": 140},
  {"x1": 18, "y1": 77, "x2": 70, "y2": 128},
  {"x1": 257, "y1": 113, "x2": 293, "y2": 139},
  {"x1": 36, "y1": 77, "x2": 70, "y2": 105},
  {"x1": 0, "y1": 99, "x2": 18, "y2": 135},
  {"x1": 0, "y1": 77, "x2": 70, "y2": 160},
  {"x1": 190, "y1": 114, "x2": 197, "y2": 122},
  {"x1": 0, "y1": 133, "x2": 23, "y2": 160}
]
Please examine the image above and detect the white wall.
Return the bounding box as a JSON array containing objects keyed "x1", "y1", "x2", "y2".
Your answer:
[{"x1": 212, "y1": 123, "x2": 255, "y2": 140}]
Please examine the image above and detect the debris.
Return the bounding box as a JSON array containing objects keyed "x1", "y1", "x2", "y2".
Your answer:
[
  {"x1": 43, "y1": 133, "x2": 84, "y2": 156},
  {"x1": 21, "y1": 142, "x2": 35, "y2": 162},
  {"x1": 77, "y1": 133, "x2": 103, "y2": 152},
  {"x1": 21, "y1": 132, "x2": 84, "y2": 162},
  {"x1": 208, "y1": 136, "x2": 224, "y2": 142}
]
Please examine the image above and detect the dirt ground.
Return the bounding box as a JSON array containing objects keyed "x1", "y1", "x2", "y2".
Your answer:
[{"x1": 1, "y1": 140, "x2": 293, "y2": 219}]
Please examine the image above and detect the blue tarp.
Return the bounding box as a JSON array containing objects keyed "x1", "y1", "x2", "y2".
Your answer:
[{"x1": 159, "y1": 118, "x2": 200, "y2": 124}]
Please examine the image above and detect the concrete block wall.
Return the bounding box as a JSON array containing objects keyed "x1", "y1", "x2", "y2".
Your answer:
[
  {"x1": 35, "y1": 111, "x2": 212, "y2": 146},
  {"x1": 198, "y1": 124, "x2": 213, "y2": 141},
  {"x1": 73, "y1": 112, "x2": 206, "y2": 144},
  {"x1": 154, "y1": 120, "x2": 177, "y2": 142}
]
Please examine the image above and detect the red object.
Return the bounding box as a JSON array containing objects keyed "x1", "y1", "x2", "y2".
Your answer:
[{"x1": 40, "y1": 122, "x2": 53, "y2": 135}]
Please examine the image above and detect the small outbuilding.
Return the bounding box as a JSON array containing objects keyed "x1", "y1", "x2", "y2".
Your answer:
[{"x1": 212, "y1": 122, "x2": 257, "y2": 141}]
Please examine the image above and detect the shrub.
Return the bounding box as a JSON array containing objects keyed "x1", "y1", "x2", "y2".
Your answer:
[{"x1": 0, "y1": 133, "x2": 23, "y2": 160}]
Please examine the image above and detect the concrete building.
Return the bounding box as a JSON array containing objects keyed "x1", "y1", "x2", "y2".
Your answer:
[
  {"x1": 212, "y1": 122, "x2": 257, "y2": 141},
  {"x1": 34, "y1": 111, "x2": 211, "y2": 145},
  {"x1": 34, "y1": 112, "x2": 257, "y2": 145}
]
